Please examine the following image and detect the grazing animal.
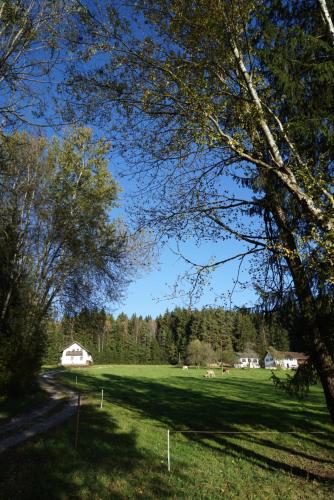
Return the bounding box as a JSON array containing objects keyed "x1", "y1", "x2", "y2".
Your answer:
[
  {"x1": 223, "y1": 368, "x2": 230, "y2": 374},
  {"x1": 182, "y1": 365, "x2": 189, "y2": 370},
  {"x1": 204, "y1": 369, "x2": 215, "y2": 378}
]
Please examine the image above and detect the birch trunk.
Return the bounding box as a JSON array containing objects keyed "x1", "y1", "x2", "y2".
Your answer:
[
  {"x1": 318, "y1": 0, "x2": 334, "y2": 47},
  {"x1": 230, "y1": 40, "x2": 334, "y2": 235}
]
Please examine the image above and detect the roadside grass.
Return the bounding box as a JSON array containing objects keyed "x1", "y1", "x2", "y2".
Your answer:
[
  {"x1": 0, "y1": 365, "x2": 62, "y2": 424},
  {"x1": 0, "y1": 366, "x2": 333, "y2": 499},
  {"x1": 0, "y1": 388, "x2": 49, "y2": 424},
  {"x1": 40, "y1": 365, "x2": 62, "y2": 373}
]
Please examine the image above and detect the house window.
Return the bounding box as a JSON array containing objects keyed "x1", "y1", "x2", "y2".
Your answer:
[
  {"x1": 241, "y1": 359, "x2": 246, "y2": 362},
  {"x1": 80, "y1": 356, "x2": 83, "y2": 360}
]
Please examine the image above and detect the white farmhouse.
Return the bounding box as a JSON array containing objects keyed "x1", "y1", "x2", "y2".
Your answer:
[
  {"x1": 234, "y1": 350, "x2": 260, "y2": 368},
  {"x1": 264, "y1": 351, "x2": 308, "y2": 370},
  {"x1": 60, "y1": 341, "x2": 93, "y2": 367}
]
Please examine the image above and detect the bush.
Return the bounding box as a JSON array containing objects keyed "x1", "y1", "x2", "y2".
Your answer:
[{"x1": 186, "y1": 340, "x2": 217, "y2": 367}]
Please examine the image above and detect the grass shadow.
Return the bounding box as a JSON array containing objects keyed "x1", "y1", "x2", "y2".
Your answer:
[
  {"x1": 62, "y1": 371, "x2": 334, "y2": 485},
  {"x1": 0, "y1": 399, "x2": 185, "y2": 499},
  {"x1": 0, "y1": 388, "x2": 49, "y2": 424}
]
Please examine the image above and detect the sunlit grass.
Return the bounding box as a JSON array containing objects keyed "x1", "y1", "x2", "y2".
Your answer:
[{"x1": 1, "y1": 366, "x2": 333, "y2": 499}]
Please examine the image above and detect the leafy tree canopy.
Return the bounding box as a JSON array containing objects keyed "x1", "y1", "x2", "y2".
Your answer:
[{"x1": 0, "y1": 127, "x2": 138, "y2": 394}]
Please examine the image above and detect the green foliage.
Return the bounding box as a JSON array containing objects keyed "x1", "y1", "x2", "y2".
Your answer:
[
  {"x1": 43, "y1": 320, "x2": 64, "y2": 365},
  {"x1": 271, "y1": 363, "x2": 319, "y2": 400},
  {"x1": 0, "y1": 129, "x2": 134, "y2": 395},
  {"x1": 233, "y1": 311, "x2": 257, "y2": 352},
  {"x1": 186, "y1": 339, "x2": 217, "y2": 366},
  {"x1": 221, "y1": 347, "x2": 236, "y2": 366}
]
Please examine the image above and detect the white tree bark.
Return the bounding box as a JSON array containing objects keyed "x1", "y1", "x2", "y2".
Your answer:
[
  {"x1": 318, "y1": 0, "x2": 334, "y2": 47},
  {"x1": 230, "y1": 40, "x2": 334, "y2": 235}
]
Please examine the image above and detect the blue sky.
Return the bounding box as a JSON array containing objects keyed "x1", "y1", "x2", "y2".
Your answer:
[
  {"x1": 112, "y1": 241, "x2": 258, "y2": 318},
  {"x1": 109, "y1": 157, "x2": 258, "y2": 318},
  {"x1": 3, "y1": 3, "x2": 260, "y2": 319}
]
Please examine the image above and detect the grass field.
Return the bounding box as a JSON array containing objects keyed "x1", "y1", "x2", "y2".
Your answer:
[{"x1": 1, "y1": 365, "x2": 333, "y2": 499}]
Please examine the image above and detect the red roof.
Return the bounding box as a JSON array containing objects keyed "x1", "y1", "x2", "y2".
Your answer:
[{"x1": 283, "y1": 351, "x2": 309, "y2": 359}]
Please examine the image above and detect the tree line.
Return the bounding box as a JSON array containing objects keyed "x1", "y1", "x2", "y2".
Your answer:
[{"x1": 44, "y1": 306, "x2": 293, "y2": 366}]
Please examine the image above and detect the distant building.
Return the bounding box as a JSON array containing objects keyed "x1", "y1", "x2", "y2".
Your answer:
[
  {"x1": 264, "y1": 351, "x2": 308, "y2": 370},
  {"x1": 234, "y1": 350, "x2": 260, "y2": 368},
  {"x1": 60, "y1": 341, "x2": 93, "y2": 367}
]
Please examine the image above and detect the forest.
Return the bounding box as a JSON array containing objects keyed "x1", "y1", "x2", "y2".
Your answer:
[{"x1": 45, "y1": 306, "x2": 297, "y2": 366}]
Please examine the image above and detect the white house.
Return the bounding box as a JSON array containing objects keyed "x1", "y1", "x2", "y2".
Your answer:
[
  {"x1": 264, "y1": 351, "x2": 308, "y2": 370},
  {"x1": 60, "y1": 341, "x2": 93, "y2": 367},
  {"x1": 234, "y1": 350, "x2": 260, "y2": 368}
]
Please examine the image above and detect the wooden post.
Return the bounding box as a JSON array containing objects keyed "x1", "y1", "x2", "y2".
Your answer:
[
  {"x1": 167, "y1": 429, "x2": 170, "y2": 472},
  {"x1": 221, "y1": 339, "x2": 223, "y2": 375},
  {"x1": 74, "y1": 393, "x2": 81, "y2": 449},
  {"x1": 100, "y1": 388, "x2": 104, "y2": 409}
]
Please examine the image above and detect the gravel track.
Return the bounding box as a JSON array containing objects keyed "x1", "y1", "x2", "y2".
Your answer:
[{"x1": 0, "y1": 371, "x2": 77, "y2": 453}]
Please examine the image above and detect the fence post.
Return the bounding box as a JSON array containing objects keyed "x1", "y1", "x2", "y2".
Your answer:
[
  {"x1": 74, "y1": 392, "x2": 81, "y2": 449},
  {"x1": 100, "y1": 388, "x2": 104, "y2": 409},
  {"x1": 167, "y1": 429, "x2": 170, "y2": 472}
]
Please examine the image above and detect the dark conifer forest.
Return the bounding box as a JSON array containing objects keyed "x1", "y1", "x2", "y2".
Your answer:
[{"x1": 45, "y1": 306, "x2": 298, "y2": 366}]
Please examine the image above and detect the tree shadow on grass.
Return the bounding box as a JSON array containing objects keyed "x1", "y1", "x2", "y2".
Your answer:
[
  {"x1": 71, "y1": 372, "x2": 334, "y2": 485},
  {"x1": 300, "y1": 433, "x2": 334, "y2": 453},
  {"x1": 0, "y1": 388, "x2": 49, "y2": 424},
  {"x1": 89, "y1": 374, "x2": 331, "y2": 432},
  {"x1": 236, "y1": 433, "x2": 334, "y2": 465},
  {"x1": 0, "y1": 403, "x2": 184, "y2": 500},
  {"x1": 194, "y1": 432, "x2": 334, "y2": 483},
  {"x1": 173, "y1": 376, "x2": 329, "y2": 414}
]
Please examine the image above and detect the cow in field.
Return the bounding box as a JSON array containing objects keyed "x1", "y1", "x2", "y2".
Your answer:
[
  {"x1": 182, "y1": 365, "x2": 189, "y2": 370},
  {"x1": 204, "y1": 369, "x2": 215, "y2": 378}
]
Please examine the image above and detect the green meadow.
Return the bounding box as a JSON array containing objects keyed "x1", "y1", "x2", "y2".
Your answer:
[{"x1": 1, "y1": 366, "x2": 333, "y2": 499}]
